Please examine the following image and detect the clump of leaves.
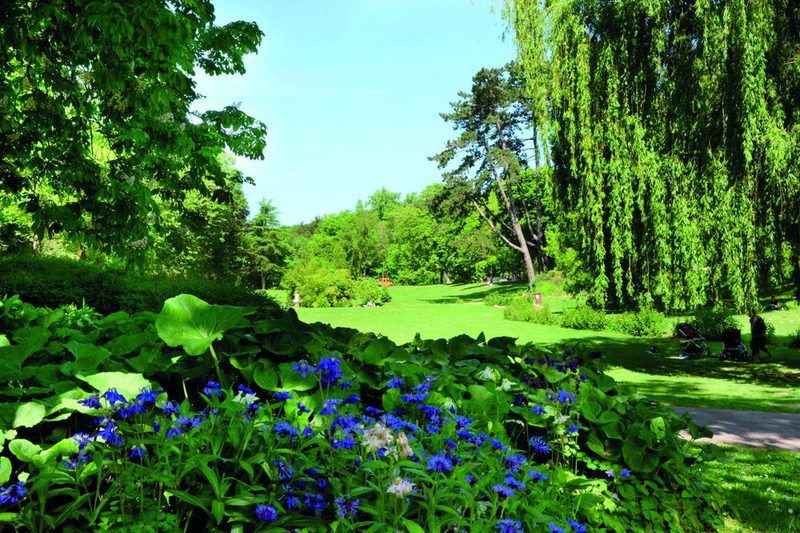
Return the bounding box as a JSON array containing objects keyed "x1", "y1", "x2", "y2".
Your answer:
[{"x1": 689, "y1": 307, "x2": 739, "y2": 340}]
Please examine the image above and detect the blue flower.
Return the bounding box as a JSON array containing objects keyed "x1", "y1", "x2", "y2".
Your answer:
[
  {"x1": 566, "y1": 519, "x2": 587, "y2": 533},
  {"x1": 275, "y1": 391, "x2": 293, "y2": 401},
  {"x1": 621, "y1": 468, "x2": 631, "y2": 478},
  {"x1": 491, "y1": 439, "x2": 507, "y2": 451},
  {"x1": 202, "y1": 380, "x2": 222, "y2": 396},
  {"x1": 465, "y1": 474, "x2": 476, "y2": 485},
  {"x1": 316, "y1": 356, "x2": 343, "y2": 387},
  {"x1": 492, "y1": 484, "x2": 515, "y2": 498},
  {"x1": 452, "y1": 415, "x2": 473, "y2": 428},
  {"x1": 504, "y1": 475, "x2": 526, "y2": 490},
  {"x1": 529, "y1": 436, "x2": 550, "y2": 454},
  {"x1": 135, "y1": 387, "x2": 164, "y2": 405},
  {"x1": 334, "y1": 496, "x2": 360, "y2": 519},
  {"x1": 387, "y1": 376, "x2": 405, "y2": 389},
  {"x1": 365, "y1": 406, "x2": 382, "y2": 415},
  {"x1": 62, "y1": 451, "x2": 91, "y2": 469},
  {"x1": 332, "y1": 434, "x2": 358, "y2": 449},
  {"x1": 304, "y1": 492, "x2": 325, "y2": 513},
  {"x1": 343, "y1": 394, "x2": 360, "y2": 405},
  {"x1": 292, "y1": 360, "x2": 312, "y2": 378},
  {"x1": 320, "y1": 398, "x2": 341, "y2": 415},
  {"x1": 78, "y1": 395, "x2": 102, "y2": 409},
  {"x1": 273, "y1": 421, "x2": 298, "y2": 437},
  {"x1": 255, "y1": 504, "x2": 278, "y2": 522},
  {"x1": 302, "y1": 426, "x2": 315, "y2": 438},
  {"x1": 497, "y1": 518, "x2": 524, "y2": 533},
  {"x1": 0, "y1": 481, "x2": 27, "y2": 505},
  {"x1": 400, "y1": 392, "x2": 428, "y2": 403},
  {"x1": 129, "y1": 444, "x2": 147, "y2": 460},
  {"x1": 159, "y1": 401, "x2": 180, "y2": 416},
  {"x1": 273, "y1": 459, "x2": 294, "y2": 480},
  {"x1": 238, "y1": 384, "x2": 255, "y2": 395},
  {"x1": 531, "y1": 404, "x2": 546, "y2": 415},
  {"x1": 426, "y1": 453, "x2": 453, "y2": 474},
  {"x1": 555, "y1": 389, "x2": 575, "y2": 405},
  {"x1": 297, "y1": 402, "x2": 311, "y2": 414},
  {"x1": 568, "y1": 424, "x2": 580, "y2": 434},
  {"x1": 548, "y1": 524, "x2": 565, "y2": 533},
  {"x1": 96, "y1": 422, "x2": 123, "y2": 447},
  {"x1": 503, "y1": 453, "x2": 527, "y2": 473},
  {"x1": 73, "y1": 433, "x2": 92, "y2": 450},
  {"x1": 605, "y1": 469, "x2": 614, "y2": 478},
  {"x1": 102, "y1": 388, "x2": 127, "y2": 407},
  {"x1": 527, "y1": 469, "x2": 548, "y2": 481}
]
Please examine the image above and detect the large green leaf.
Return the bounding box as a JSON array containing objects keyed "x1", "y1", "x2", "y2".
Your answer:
[
  {"x1": 76, "y1": 372, "x2": 151, "y2": 400},
  {"x1": 61, "y1": 341, "x2": 112, "y2": 376},
  {"x1": 155, "y1": 294, "x2": 249, "y2": 355},
  {"x1": 0, "y1": 457, "x2": 11, "y2": 484},
  {"x1": 12, "y1": 402, "x2": 45, "y2": 429},
  {"x1": 8, "y1": 439, "x2": 42, "y2": 462}
]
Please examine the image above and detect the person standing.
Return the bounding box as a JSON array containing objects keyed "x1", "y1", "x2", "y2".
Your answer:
[
  {"x1": 292, "y1": 291, "x2": 300, "y2": 308},
  {"x1": 749, "y1": 310, "x2": 773, "y2": 362}
]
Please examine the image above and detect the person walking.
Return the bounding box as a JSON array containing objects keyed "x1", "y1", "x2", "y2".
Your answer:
[{"x1": 749, "y1": 310, "x2": 773, "y2": 362}]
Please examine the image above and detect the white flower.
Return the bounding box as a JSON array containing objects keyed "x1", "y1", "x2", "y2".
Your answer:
[
  {"x1": 386, "y1": 477, "x2": 415, "y2": 497},
  {"x1": 788, "y1": 509, "x2": 794, "y2": 514},
  {"x1": 362, "y1": 423, "x2": 392, "y2": 452},
  {"x1": 478, "y1": 366, "x2": 497, "y2": 382},
  {"x1": 554, "y1": 414, "x2": 570, "y2": 425},
  {"x1": 499, "y1": 378, "x2": 516, "y2": 391},
  {"x1": 232, "y1": 391, "x2": 259, "y2": 405},
  {"x1": 389, "y1": 432, "x2": 413, "y2": 459}
]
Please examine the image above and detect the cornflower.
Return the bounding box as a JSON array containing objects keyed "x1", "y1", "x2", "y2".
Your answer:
[
  {"x1": 292, "y1": 360, "x2": 312, "y2": 378},
  {"x1": 386, "y1": 376, "x2": 405, "y2": 389},
  {"x1": 334, "y1": 496, "x2": 360, "y2": 519},
  {"x1": 274, "y1": 391, "x2": 293, "y2": 401},
  {"x1": 255, "y1": 504, "x2": 278, "y2": 522},
  {"x1": 497, "y1": 519, "x2": 525, "y2": 533},
  {"x1": 316, "y1": 356, "x2": 343, "y2": 387},
  {"x1": 202, "y1": 380, "x2": 222, "y2": 396},
  {"x1": 426, "y1": 453, "x2": 453, "y2": 474},
  {"x1": 566, "y1": 519, "x2": 587, "y2": 533},
  {"x1": 492, "y1": 484, "x2": 515, "y2": 498},
  {"x1": 530, "y1": 436, "x2": 551, "y2": 454},
  {"x1": 0, "y1": 482, "x2": 27, "y2": 505}
]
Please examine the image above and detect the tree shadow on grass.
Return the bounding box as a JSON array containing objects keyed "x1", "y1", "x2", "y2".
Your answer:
[
  {"x1": 420, "y1": 282, "x2": 526, "y2": 304},
  {"x1": 541, "y1": 334, "x2": 800, "y2": 390}
]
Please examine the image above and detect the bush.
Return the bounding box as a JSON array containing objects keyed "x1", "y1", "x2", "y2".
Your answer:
[
  {"x1": 350, "y1": 278, "x2": 391, "y2": 306},
  {"x1": 0, "y1": 255, "x2": 279, "y2": 314},
  {"x1": 484, "y1": 290, "x2": 526, "y2": 307},
  {"x1": 788, "y1": 329, "x2": 800, "y2": 349},
  {"x1": 281, "y1": 258, "x2": 389, "y2": 308},
  {"x1": 609, "y1": 308, "x2": 666, "y2": 337},
  {"x1": 689, "y1": 306, "x2": 739, "y2": 340},
  {"x1": 503, "y1": 295, "x2": 561, "y2": 326},
  {"x1": 561, "y1": 304, "x2": 606, "y2": 331}
]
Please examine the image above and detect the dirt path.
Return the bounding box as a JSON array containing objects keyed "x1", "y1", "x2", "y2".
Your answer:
[{"x1": 672, "y1": 406, "x2": 800, "y2": 451}]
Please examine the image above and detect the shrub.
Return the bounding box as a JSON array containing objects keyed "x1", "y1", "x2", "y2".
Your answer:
[
  {"x1": 610, "y1": 308, "x2": 666, "y2": 337},
  {"x1": 561, "y1": 304, "x2": 606, "y2": 331},
  {"x1": 788, "y1": 329, "x2": 800, "y2": 349},
  {"x1": 0, "y1": 255, "x2": 279, "y2": 314},
  {"x1": 503, "y1": 295, "x2": 561, "y2": 326},
  {"x1": 484, "y1": 290, "x2": 526, "y2": 307},
  {"x1": 689, "y1": 306, "x2": 739, "y2": 340},
  {"x1": 350, "y1": 278, "x2": 391, "y2": 306}
]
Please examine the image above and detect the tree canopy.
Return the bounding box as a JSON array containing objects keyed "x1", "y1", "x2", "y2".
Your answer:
[
  {"x1": 0, "y1": 0, "x2": 267, "y2": 256},
  {"x1": 506, "y1": 0, "x2": 800, "y2": 310}
]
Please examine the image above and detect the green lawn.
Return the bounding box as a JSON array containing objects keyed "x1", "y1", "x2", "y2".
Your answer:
[{"x1": 296, "y1": 282, "x2": 800, "y2": 413}]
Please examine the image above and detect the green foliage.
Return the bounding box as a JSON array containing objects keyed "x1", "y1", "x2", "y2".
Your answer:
[
  {"x1": 561, "y1": 304, "x2": 607, "y2": 331},
  {"x1": 484, "y1": 290, "x2": 525, "y2": 307},
  {"x1": 609, "y1": 308, "x2": 667, "y2": 338},
  {"x1": 0, "y1": 0, "x2": 267, "y2": 256},
  {"x1": 506, "y1": 0, "x2": 800, "y2": 311},
  {"x1": 690, "y1": 307, "x2": 740, "y2": 341},
  {"x1": 350, "y1": 278, "x2": 391, "y2": 306},
  {"x1": 0, "y1": 295, "x2": 724, "y2": 531},
  {"x1": 0, "y1": 255, "x2": 279, "y2": 314},
  {"x1": 788, "y1": 329, "x2": 800, "y2": 349},
  {"x1": 280, "y1": 258, "x2": 354, "y2": 308},
  {"x1": 503, "y1": 298, "x2": 561, "y2": 326}
]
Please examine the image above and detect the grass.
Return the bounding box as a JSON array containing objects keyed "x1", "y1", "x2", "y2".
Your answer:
[
  {"x1": 698, "y1": 444, "x2": 800, "y2": 532},
  {"x1": 296, "y1": 282, "x2": 800, "y2": 414}
]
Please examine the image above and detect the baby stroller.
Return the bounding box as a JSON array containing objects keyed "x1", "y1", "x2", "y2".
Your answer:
[
  {"x1": 675, "y1": 323, "x2": 711, "y2": 358},
  {"x1": 719, "y1": 328, "x2": 749, "y2": 361}
]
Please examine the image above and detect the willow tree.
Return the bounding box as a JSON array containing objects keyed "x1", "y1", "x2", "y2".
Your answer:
[
  {"x1": 432, "y1": 63, "x2": 545, "y2": 289},
  {"x1": 506, "y1": 0, "x2": 800, "y2": 310}
]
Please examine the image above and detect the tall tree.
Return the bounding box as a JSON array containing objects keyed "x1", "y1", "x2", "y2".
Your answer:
[
  {"x1": 0, "y1": 0, "x2": 267, "y2": 257},
  {"x1": 432, "y1": 63, "x2": 544, "y2": 289},
  {"x1": 246, "y1": 200, "x2": 290, "y2": 290},
  {"x1": 506, "y1": 0, "x2": 800, "y2": 310}
]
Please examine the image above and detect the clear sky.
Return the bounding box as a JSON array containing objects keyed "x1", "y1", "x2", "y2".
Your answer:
[{"x1": 193, "y1": 0, "x2": 517, "y2": 226}]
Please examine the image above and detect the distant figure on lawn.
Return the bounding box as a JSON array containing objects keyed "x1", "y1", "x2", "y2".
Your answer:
[
  {"x1": 749, "y1": 310, "x2": 773, "y2": 363},
  {"x1": 293, "y1": 292, "x2": 301, "y2": 308},
  {"x1": 766, "y1": 296, "x2": 785, "y2": 311}
]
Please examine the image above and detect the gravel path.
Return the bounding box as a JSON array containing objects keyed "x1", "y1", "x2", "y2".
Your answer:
[{"x1": 672, "y1": 406, "x2": 800, "y2": 451}]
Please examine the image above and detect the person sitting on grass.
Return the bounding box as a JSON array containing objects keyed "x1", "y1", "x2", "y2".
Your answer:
[
  {"x1": 749, "y1": 310, "x2": 773, "y2": 363},
  {"x1": 766, "y1": 296, "x2": 785, "y2": 311}
]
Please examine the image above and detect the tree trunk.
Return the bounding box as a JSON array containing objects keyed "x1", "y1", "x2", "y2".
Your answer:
[
  {"x1": 32, "y1": 234, "x2": 40, "y2": 255},
  {"x1": 512, "y1": 218, "x2": 536, "y2": 290},
  {"x1": 260, "y1": 273, "x2": 266, "y2": 291}
]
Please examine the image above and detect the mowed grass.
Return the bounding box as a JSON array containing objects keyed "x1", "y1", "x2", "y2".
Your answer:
[
  {"x1": 293, "y1": 282, "x2": 800, "y2": 532},
  {"x1": 296, "y1": 282, "x2": 800, "y2": 413}
]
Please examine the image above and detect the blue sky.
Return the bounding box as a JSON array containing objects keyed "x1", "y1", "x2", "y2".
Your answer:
[{"x1": 193, "y1": 0, "x2": 516, "y2": 225}]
